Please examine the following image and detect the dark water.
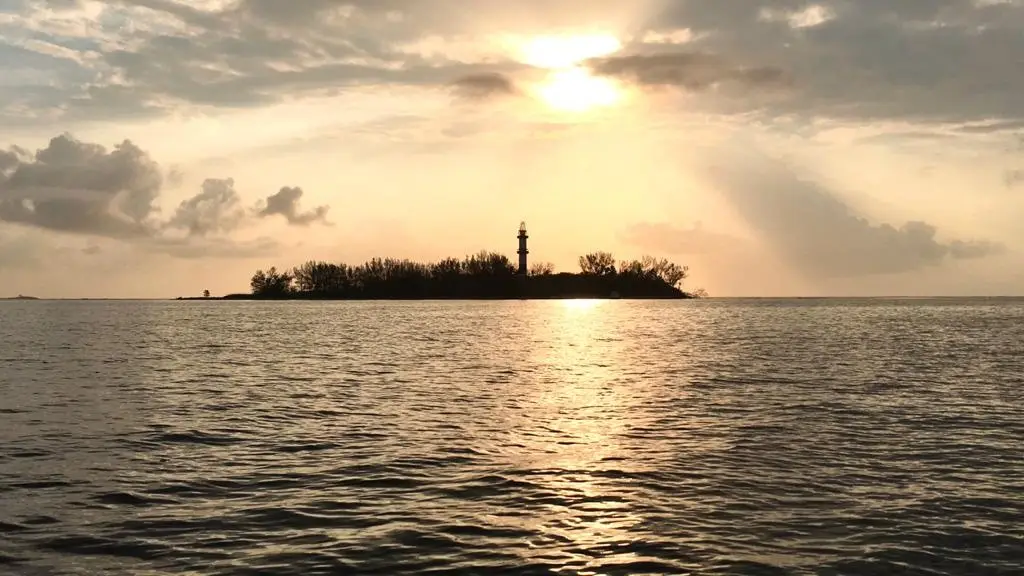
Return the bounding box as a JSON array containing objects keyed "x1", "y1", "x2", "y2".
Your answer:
[{"x1": 1, "y1": 299, "x2": 1022, "y2": 575}]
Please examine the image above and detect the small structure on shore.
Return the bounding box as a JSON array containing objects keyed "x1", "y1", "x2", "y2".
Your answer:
[{"x1": 517, "y1": 222, "x2": 529, "y2": 275}]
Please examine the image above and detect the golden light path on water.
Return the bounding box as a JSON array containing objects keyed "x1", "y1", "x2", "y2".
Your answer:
[
  {"x1": 4, "y1": 300, "x2": 1023, "y2": 574},
  {"x1": 493, "y1": 299, "x2": 712, "y2": 572}
]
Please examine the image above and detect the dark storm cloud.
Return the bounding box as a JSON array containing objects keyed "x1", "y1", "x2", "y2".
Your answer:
[
  {"x1": 699, "y1": 148, "x2": 1004, "y2": 278},
  {"x1": 0, "y1": 133, "x2": 332, "y2": 254},
  {"x1": 256, "y1": 187, "x2": 330, "y2": 226}
]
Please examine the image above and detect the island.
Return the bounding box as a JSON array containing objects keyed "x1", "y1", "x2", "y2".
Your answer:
[
  {"x1": 216, "y1": 250, "x2": 700, "y2": 300},
  {"x1": 2, "y1": 295, "x2": 40, "y2": 300},
  {"x1": 181, "y1": 224, "x2": 707, "y2": 301}
]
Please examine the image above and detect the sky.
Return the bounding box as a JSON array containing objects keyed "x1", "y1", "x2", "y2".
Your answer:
[{"x1": 1, "y1": 0, "x2": 1023, "y2": 298}]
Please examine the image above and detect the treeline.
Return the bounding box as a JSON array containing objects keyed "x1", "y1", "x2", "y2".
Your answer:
[{"x1": 237, "y1": 250, "x2": 700, "y2": 300}]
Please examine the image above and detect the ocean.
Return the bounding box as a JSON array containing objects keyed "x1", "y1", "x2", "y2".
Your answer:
[{"x1": 1, "y1": 298, "x2": 1022, "y2": 575}]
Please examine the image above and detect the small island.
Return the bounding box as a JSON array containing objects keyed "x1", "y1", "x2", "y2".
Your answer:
[
  {"x1": 2, "y1": 295, "x2": 40, "y2": 300},
  {"x1": 195, "y1": 223, "x2": 704, "y2": 301},
  {"x1": 223, "y1": 223, "x2": 701, "y2": 300}
]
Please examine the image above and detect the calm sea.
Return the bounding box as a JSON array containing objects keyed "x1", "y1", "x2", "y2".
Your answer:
[{"x1": 1, "y1": 299, "x2": 1022, "y2": 575}]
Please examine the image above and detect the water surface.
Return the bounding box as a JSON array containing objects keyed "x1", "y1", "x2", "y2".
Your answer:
[{"x1": 1, "y1": 299, "x2": 1022, "y2": 575}]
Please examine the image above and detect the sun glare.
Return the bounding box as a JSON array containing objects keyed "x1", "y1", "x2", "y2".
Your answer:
[
  {"x1": 535, "y1": 68, "x2": 622, "y2": 113},
  {"x1": 517, "y1": 33, "x2": 626, "y2": 114},
  {"x1": 562, "y1": 299, "x2": 605, "y2": 313},
  {"x1": 519, "y1": 34, "x2": 622, "y2": 69}
]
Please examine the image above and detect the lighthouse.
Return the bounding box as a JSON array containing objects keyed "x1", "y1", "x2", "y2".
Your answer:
[{"x1": 517, "y1": 222, "x2": 529, "y2": 275}]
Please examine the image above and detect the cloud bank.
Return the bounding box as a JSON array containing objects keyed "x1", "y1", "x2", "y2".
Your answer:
[
  {"x1": 1, "y1": 0, "x2": 1022, "y2": 128},
  {"x1": 696, "y1": 149, "x2": 1005, "y2": 279},
  {"x1": 0, "y1": 133, "x2": 332, "y2": 258}
]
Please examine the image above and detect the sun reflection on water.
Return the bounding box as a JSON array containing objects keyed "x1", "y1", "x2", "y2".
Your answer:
[
  {"x1": 560, "y1": 298, "x2": 605, "y2": 313},
  {"x1": 494, "y1": 301, "x2": 672, "y2": 571}
]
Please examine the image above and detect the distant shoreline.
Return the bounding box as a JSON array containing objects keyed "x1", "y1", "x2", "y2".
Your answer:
[
  {"x1": 178, "y1": 293, "x2": 689, "y2": 301},
  {"x1": 7, "y1": 296, "x2": 1024, "y2": 302},
  {"x1": 245, "y1": 253, "x2": 696, "y2": 301}
]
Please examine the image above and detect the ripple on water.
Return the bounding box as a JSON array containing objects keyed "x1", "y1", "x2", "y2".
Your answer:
[{"x1": 1, "y1": 299, "x2": 1023, "y2": 575}]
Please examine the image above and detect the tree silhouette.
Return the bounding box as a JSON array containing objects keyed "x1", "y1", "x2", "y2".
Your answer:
[
  {"x1": 529, "y1": 262, "x2": 556, "y2": 276},
  {"x1": 579, "y1": 252, "x2": 617, "y2": 276},
  {"x1": 620, "y1": 256, "x2": 689, "y2": 288},
  {"x1": 238, "y1": 251, "x2": 701, "y2": 300},
  {"x1": 250, "y1": 267, "x2": 294, "y2": 296}
]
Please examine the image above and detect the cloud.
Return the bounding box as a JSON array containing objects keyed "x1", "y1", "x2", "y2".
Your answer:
[
  {"x1": 2, "y1": 1, "x2": 1022, "y2": 127},
  {"x1": 646, "y1": 0, "x2": 1024, "y2": 125},
  {"x1": 0, "y1": 148, "x2": 25, "y2": 174},
  {"x1": 0, "y1": 0, "x2": 517, "y2": 123},
  {"x1": 700, "y1": 147, "x2": 1005, "y2": 278},
  {"x1": 0, "y1": 133, "x2": 162, "y2": 238},
  {"x1": 450, "y1": 72, "x2": 518, "y2": 100},
  {"x1": 587, "y1": 52, "x2": 791, "y2": 92},
  {"x1": 165, "y1": 178, "x2": 246, "y2": 237},
  {"x1": 256, "y1": 186, "x2": 330, "y2": 226},
  {"x1": 0, "y1": 132, "x2": 331, "y2": 257}
]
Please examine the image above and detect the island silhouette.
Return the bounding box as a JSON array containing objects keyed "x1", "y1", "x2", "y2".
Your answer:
[
  {"x1": 180, "y1": 224, "x2": 705, "y2": 301},
  {"x1": 211, "y1": 250, "x2": 697, "y2": 300}
]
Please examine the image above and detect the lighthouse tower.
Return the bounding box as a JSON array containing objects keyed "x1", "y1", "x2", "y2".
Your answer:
[{"x1": 517, "y1": 222, "x2": 529, "y2": 275}]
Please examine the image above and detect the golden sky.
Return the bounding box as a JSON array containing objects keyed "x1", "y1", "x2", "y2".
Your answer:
[{"x1": 1, "y1": 0, "x2": 1023, "y2": 297}]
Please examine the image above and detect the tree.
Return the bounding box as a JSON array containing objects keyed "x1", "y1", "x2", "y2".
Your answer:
[
  {"x1": 529, "y1": 262, "x2": 555, "y2": 276},
  {"x1": 618, "y1": 256, "x2": 688, "y2": 288},
  {"x1": 618, "y1": 259, "x2": 646, "y2": 277},
  {"x1": 293, "y1": 260, "x2": 348, "y2": 293},
  {"x1": 240, "y1": 249, "x2": 692, "y2": 299},
  {"x1": 250, "y1": 267, "x2": 294, "y2": 296},
  {"x1": 202, "y1": 289, "x2": 210, "y2": 298},
  {"x1": 578, "y1": 252, "x2": 616, "y2": 276},
  {"x1": 645, "y1": 256, "x2": 688, "y2": 288},
  {"x1": 431, "y1": 258, "x2": 463, "y2": 278}
]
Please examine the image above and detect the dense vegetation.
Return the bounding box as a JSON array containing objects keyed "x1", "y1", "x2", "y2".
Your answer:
[{"x1": 232, "y1": 251, "x2": 701, "y2": 300}]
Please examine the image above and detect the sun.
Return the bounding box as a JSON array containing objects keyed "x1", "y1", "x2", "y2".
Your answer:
[
  {"x1": 515, "y1": 33, "x2": 627, "y2": 113},
  {"x1": 535, "y1": 67, "x2": 622, "y2": 113},
  {"x1": 518, "y1": 34, "x2": 622, "y2": 70}
]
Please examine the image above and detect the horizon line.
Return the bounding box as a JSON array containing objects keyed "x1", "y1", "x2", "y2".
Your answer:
[{"x1": 5, "y1": 295, "x2": 1024, "y2": 301}]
